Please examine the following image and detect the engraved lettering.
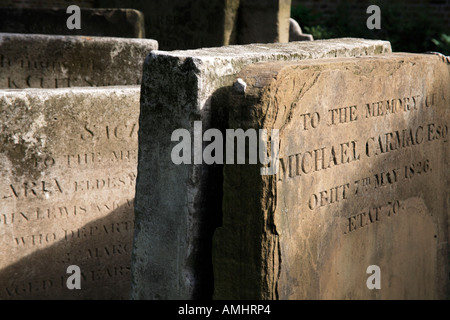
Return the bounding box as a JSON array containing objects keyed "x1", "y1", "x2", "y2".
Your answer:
[
  {"x1": 328, "y1": 105, "x2": 358, "y2": 125},
  {"x1": 308, "y1": 183, "x2": 350, "y2": 210}
]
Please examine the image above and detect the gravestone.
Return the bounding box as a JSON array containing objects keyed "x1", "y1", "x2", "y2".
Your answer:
[
  {"x1": 0, "y1": 86, "x2": 140, "y2": 299},
  {"x1": 0, "y1": 8, "x2": 145, "y2": 38},
  {"x1": 213, "y1": 53, "x2": 449, "y2": 299},
  {"x1": 238, "y1": 0, "x2": 291, "y2": 44},
  {"x1": 0, "y1": 33, "x2": 158, "y2": 89},
  {"x1": 96, "y1": 0, "x2": 292, "y2": 49},
  {"x1": 1, "y1": 0, "x2": 95, "y2": 9},
  {"x1": 133, "y1": 38, "x2": 392, "y2": 299},
  {"x1": 95, "y1": 0, "x2": 240, "y2": 50}
]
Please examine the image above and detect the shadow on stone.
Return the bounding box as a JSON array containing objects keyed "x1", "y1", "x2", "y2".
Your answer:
[{"x1": 0, "y1": 201, "x2": 135, "y2": 300}]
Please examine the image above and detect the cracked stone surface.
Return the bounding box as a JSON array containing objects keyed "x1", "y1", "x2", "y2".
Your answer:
[
  {"x1": 213, "y1": 53, "x2": 449, "y2": 299},
  {"x1": 132, "y1": 38, "x2": 392, "y2": 300}
]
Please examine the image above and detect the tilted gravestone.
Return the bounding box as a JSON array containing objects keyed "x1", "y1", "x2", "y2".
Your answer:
[
  {"x1": 0, "y1": 33, "x2": 158, "y2": 89},
  {"x1": 0, "y1": 8, "x2": 145, "y2": 38},
  {"x1": 0, "y1": 86, "x2": 140, "y2": 299},
  {"x1": 213, "y1": 53, "x2": 450, "y2": 299},
  {"x1": 132, "y1": 38, "x2": 392, "y2": 299}
]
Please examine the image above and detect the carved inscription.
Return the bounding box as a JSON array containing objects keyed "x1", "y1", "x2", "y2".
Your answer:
[
  {"x1": 345, "y1": 200, "x2": 400, "y2": 234},
  {"x1": 0, "y1": 88, "x2": 139, "y2": 299},
  {"x1": 277, "y1": 92, "x2": 448, "y2": 234},
  {"x1": 0, "y1": 34, "x2": 158, "y2": 89},
  {"x1": 0, "y1": 54, "x2": 104, "y2": 88},
  {"x1": 0, "y1": 55, "x2": 99, "y2": 71},
  {"x1": 216, "y1": 54, "x2": 449, "y2": 300},
  {"x1": 265, "y1": 57, "x2": 448, "y2": 298},
  {"x1": 4, "y1": 265, "x2": 131, "y2": 299}
]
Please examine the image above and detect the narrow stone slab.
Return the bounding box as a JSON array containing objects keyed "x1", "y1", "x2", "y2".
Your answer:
[
  {"x1": 0, "y1": 33, "x2": 158, "y2": 89},
  {"x1": 238, "y1": 0, "x2": 291, "y2": 44},
  {"x1": 0, "y1": 86, "x2": 140, "y2": 299},
  {"x1": 213, "y1": 53, "x2": 450, "y2": 299},
  {"x1": 0, "y1": 8, "x2": 145, "y2": 38},
  {"x1": 133, "y1": 38, "x2": 392, "y2": 299},
  {"x1": 96, "y1": 0, "x2": 240, "y2": 50}
]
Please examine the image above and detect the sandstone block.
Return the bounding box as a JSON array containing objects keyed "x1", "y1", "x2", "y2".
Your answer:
[
  {"x1": 133, "y1": 39, "x2": 392, "y2": 299},
  {"x1": 213, "y1": 53, "x2": 450, "y2": 299},
  {"x1": 0, "y1": 86, "x2": 140, "y2": 299},
  {"x1": 0, "y1": 33, "x2": 158, "y2": 89}
]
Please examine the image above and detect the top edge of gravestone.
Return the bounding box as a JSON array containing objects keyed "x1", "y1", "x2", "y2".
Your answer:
[
  {"x1": 244, "y1": 52, "x2": 439, "y2": 68},
  {"x1": 0, "y1": 85, "x2": 141, "y2": 94},
  {"x1": 0, "y1": 7, "x2": 142, "y2": 12},
  {"x1": 149, "y1": 38, "x2": 391, "y2": 60},
  {"x1": 234, "y1": 52, "x2": 446, "y2": 85},
  {"x1": 0, "y1": 32, "x2": 158, "y2": 46}
]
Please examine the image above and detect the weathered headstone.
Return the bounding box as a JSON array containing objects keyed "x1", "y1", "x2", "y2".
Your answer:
[
  {"x1": 0, "y1": 33, "x2": 158, "y2": 89},
  {"x1": 238, "y1": 0, "x2": 291, "y2": 44},
  {"x1": 213, "y1": 53, "x2": 449, "y2": 299},
  {"x1": 133, "y1": 39, "x2": 392, "y2": 299},
  {"x1": 0, "y1": 8, "x2": 145, "y2": 38},
  {"x1": 95, "y1": 0, "x2": 240, "y2": 50},
  {"x1": 0, "y1": 86, "x2": 140, "y2": 299}
]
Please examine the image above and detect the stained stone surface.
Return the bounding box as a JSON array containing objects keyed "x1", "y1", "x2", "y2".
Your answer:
[
  {"x1": 0, "y1": 8, "x2": 145, "y2": 38},
  {"x1": 132, "y1": 39, "x2": 392, "y2": 300},
  {"x1": 0, "y1": 33, "x2": 158, "y2": 89},
  {"x1": 213, "y1": 53, "x2": 450, "y2": 299},
  {"x1": 238, "y1": 0, "x2": 291, "y2": 44},
  {"x1": 0, "y1": 86, "x2": 140, "y2": 299},
  {"x1": 95, "y1": 0, "x2": 240, "y2": 50}
]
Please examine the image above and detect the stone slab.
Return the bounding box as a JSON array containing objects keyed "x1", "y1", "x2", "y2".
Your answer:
[
  {"x1": 213, "y1": 53, "x2": 450, "y2": 299},
  {"x1": 0, "y1": 33, "x2": 158, "y2": 89},
  {"x1": 95, "y1": 0, "x2": 240, "y2": 50},
  {"x1": 0, "y1": 8, "x2": 145, "y2": 38},
  {"x1": 1, "y1": 0, "x2": 95, "y2": 9},
  {"x1": 132, "y1": 38, "x2": 392, "y2": 299},
  {"x1": 238, "y1": 0, "x2": 291, "y2": 44},
  {"x1": 0, "y1": 86, "x2": 140, "y2": 299}
]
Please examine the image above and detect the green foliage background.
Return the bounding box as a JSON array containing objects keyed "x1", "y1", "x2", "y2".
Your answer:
[{"x1": 291, "y1": 1, "x2": 449, "y2": 55}]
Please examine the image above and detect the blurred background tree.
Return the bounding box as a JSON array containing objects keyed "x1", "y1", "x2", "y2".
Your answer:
[{"x1": 291, "y1": 0, "x2": 449, "y2": 55}]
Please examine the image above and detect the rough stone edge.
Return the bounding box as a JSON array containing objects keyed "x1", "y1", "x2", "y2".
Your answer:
[
  {"x1": 0, "y1": 32, "x2": 158, "y2": 48},
  {"x1": 132, "y1": 38, "x2": 392, "y2": 300},
  {"x1": 150, "y1": 38, "x2": 391, "y2": 110},
  {"x1": 0, "y1": 85, "x2": 141, "y2": 96},
  {"x1": 214, "y1": 53, "x2": 450, "y2": 299}
]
